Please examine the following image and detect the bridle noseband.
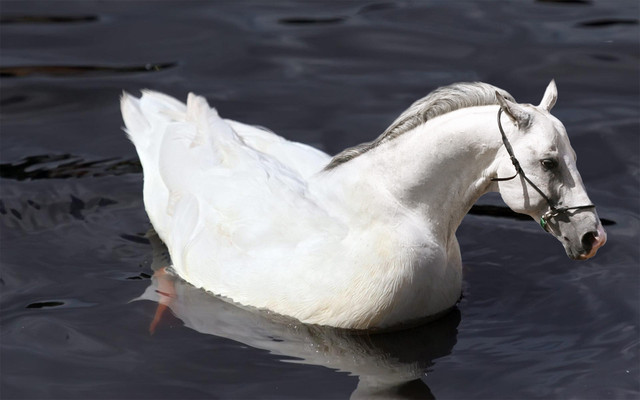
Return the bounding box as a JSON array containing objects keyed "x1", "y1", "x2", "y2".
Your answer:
[{"x1": 491, "y1": 108, "x2": 596, "y2": 232}]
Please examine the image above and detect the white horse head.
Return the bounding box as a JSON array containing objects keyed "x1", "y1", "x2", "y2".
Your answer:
[{"x1": 493, "y1": 81, "x2": 606, "y2": 260}]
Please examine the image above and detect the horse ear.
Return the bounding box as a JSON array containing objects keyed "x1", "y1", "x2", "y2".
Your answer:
[
  {"x1": 496, "y1": 91, "x2": 529, "y2": 126},
  {"x1": 539, "y1": 79, "x2": 557, "y2": 111}
]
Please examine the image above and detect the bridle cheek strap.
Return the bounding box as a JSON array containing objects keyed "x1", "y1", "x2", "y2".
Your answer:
[{"x1": 490, "y1": 108, "x2": 595, "y2": 231}]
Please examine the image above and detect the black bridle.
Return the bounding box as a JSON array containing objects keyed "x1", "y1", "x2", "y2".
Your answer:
[{"x1": 491, "y1": 108, "x2": 596, "y2": 232}]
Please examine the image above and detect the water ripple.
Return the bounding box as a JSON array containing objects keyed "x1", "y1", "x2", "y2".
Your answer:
[
  {"x1": 0, "y1": 15, "x2": 99, "y2": 24},
  {"x1": 0, "y1": 63, "x2": 177, "y2": 78}
]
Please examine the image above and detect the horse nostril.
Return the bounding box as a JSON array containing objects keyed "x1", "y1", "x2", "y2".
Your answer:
[{"x1": 581, "y1": 231, "x2": 598, "y2": 252}]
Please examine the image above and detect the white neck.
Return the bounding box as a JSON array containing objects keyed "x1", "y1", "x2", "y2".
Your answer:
[{"x1": 316, "y1": 105, "x2": 503, "y2": 245}]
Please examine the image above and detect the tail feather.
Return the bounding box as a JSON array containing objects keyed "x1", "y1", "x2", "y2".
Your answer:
[
  {"x1": 120, "y1": 91, "x2": 150, "y2": 146},
  {"x1": 121, "y1": 90, "x2": 189, "y2": 146},
  {"x1": 140, "y1": 90, "x2": 187, "y2": 116}
]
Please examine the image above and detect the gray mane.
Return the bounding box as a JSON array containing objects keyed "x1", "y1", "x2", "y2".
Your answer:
[{"x1": 323, "y1": 82, "x2": 515, "y2": 171}]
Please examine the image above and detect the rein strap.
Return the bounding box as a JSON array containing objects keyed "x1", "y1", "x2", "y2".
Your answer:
[{"x1": 490, "y1": 108, "x2": 595, "y2": 231}]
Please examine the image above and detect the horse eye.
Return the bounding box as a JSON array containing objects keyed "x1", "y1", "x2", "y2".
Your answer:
[{"x1": 541, "y1": 158, "x2": 558, "y2": 170}]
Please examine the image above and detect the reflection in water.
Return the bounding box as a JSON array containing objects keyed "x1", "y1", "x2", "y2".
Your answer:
[{"x1": 134, "y1": 230, "x2": 460, "y2": 399}]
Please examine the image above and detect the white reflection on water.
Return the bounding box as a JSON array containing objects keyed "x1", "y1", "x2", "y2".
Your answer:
[{"x1": 134, "y1": 230, "x2": 460, "y2": 399}]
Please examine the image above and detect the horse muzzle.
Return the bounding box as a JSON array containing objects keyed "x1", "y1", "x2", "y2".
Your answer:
[
  {"x1": 573, "y1": 224, "x2": 607, "y2": 260},
  {"x1": 546, "y1": 210, "x2": 607, "y2": 260}
]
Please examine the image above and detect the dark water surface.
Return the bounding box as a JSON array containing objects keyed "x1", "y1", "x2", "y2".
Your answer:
[{"x1": 1, "y1": 1, "x2": 638, "y2": 399}]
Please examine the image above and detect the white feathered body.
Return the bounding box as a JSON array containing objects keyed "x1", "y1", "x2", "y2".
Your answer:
[{"x1": 121, "y1": 91, "x2": 462, "y2": 329}]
